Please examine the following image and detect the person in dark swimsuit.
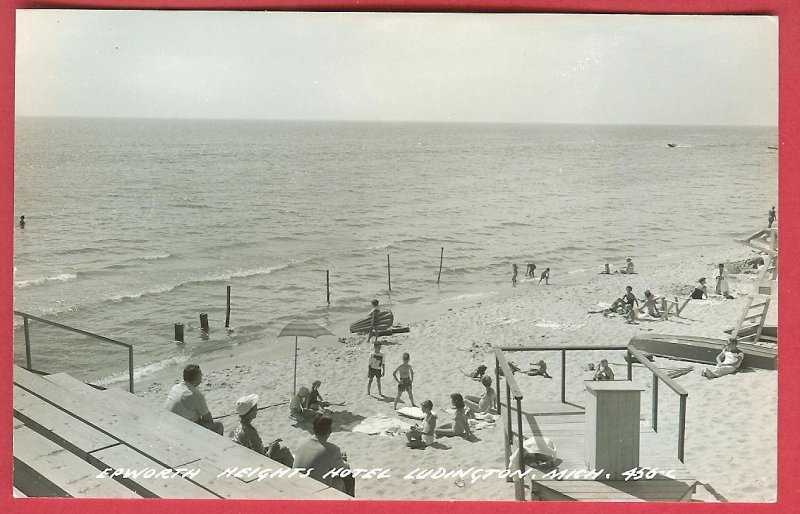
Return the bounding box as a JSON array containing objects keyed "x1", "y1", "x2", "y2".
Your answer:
[{"x1": 691, "y1": 278, "x2": 708, "y2": 299}]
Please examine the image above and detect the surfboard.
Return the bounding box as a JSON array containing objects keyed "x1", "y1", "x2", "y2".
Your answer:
[{"x1": 350, "y1": 310, "x2": 394, "y2": 334}]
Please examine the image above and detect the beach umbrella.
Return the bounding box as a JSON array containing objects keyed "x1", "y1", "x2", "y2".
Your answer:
[{"x1": 277, "y1": 320, "x2": 335, "y2": 395}]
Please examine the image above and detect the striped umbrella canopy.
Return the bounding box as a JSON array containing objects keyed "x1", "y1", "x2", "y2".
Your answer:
[{"x1": 277, "y1": 320, "x2": 335, "y2": 394}]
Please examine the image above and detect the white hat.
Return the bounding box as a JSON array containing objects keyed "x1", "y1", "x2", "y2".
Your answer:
[{"x1": 236, "y1": 394, "x2": 259, "y2": 416}]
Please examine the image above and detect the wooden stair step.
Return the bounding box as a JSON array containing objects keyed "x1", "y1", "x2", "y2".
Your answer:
[{"x1": 13, "y1": 425, "x2": 139, "y2": 498}]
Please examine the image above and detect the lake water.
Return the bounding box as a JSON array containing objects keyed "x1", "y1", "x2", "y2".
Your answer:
[{"x1": 12, "y1": 117, "x2": 777, "y2": 384}]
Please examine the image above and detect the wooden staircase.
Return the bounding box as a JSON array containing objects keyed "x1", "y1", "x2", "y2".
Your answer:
[
  {"x1": 12, "y1": 366, "x2": 349, "y2": 499},
  {"x1": 731, "y1": 228, "x2": 777, "y2": 345}
]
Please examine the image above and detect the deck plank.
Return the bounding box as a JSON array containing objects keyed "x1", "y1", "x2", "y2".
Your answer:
[
  {"x1": 90, "y1": 444, "x2": 218, "y2": 499},
  {"x1": 13, "y1": 425, "x2": 139, "y2": 498}
]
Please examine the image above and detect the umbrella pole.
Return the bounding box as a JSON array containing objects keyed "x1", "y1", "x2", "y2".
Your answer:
[{"x1": 293, "y1": 336, "x2": 298, "y2": 395}]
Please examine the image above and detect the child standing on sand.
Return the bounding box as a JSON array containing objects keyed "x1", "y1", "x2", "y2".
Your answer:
[
  {"x1": 393, "y1": 352, "x2": 416, "y2": 410},
  {"x1": 367, "y1": 342, "x2": 385, "y2": 397}
]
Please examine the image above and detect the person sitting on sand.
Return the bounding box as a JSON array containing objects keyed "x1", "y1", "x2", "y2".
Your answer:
[
  {"x1": 601, "y1": 263, "x2": 611, "y2": 274},
  {"x1": 539, "y1": 267, "x2": 550, "y2": 285},
  {"x1": 164, "y1": 364, "x2": 224, "y2": 435},
  {"x1": 305, "y1": 380, "x2": 329, "y2": 411},
  {"x1": 294, "y1": 415, "x2": 355, "y2": 497},
  {"x1": 638, "y1": 290, "x2": 661, "y2": 318},
  {"x1": 367, "y1": 342, "x2": 385, "y2": 396},
  {"x1": 393, "y1": 353, "x2": 416, "y2": 410},
  {"x1": 290, "y1": 387, "x2": 321, "y2": 422},
  {"x1": 435, "y1": 393, "x2": 473, "y2": 439},
  {"x1": 624, "y1": 286, "x2": 639, "y2": 308},
  {"x1": 691, "y1": 278, "x2": 709, "y2": 299},
  {"x1": 406, "y1": 400, "x2": 437, "y2": 449},
  {"x1": 701, "y1": 338, "x2": 744, "y2": 379},
  {"x1": 232, "y1": 393, "x2": 294, "y2": 466},
  {"x1": 526, "y1": 360, "x2": 552, "y2": 378},
  {"x1": 618, "y1": 257, "x2": 635, "y2": 274},
  {"x1": 593, "y1": 359, "x2": 615, "y2": 381},
  {"x1": 464, "y1": 375, "x2": 497, "y2": 415}
]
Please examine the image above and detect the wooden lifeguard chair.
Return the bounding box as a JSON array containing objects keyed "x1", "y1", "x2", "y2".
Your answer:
[{"x1": 730, "y1": 228, "x2": 777, "y2": 344}]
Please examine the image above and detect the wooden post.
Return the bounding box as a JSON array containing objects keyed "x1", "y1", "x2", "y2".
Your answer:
[
  {"x1": 514, "y1": 396, "x2": 526, "y2": 501},
  {"x1": 437, "y1": 247, "x2": 444, "y2": 284},
  {"x1": 495, "y1": 357, "x2": 502, "y2": 415},
  {"x1": 326, "y1": 270, "x2": 330, "y2": 305},
  {"x1": 128, "y1": 346, "x2": 135, "y2": 393},
  {"x1": 561, "y1": 349, "x2": 566, "y2": 404},
  {"x1": 627, "y1": 349, "x2": 633, "y2": 381},
  {"x1": 174, "y1": 323, "x2": 184, "y2": 343},
  {"x1": 661, "y1": 298, "x2": 668, "y2": 320},
  {"x1": 23, "y1": 315, "x2": 32, "y2": 370},
  {"x1": 387, "y1": 254, "x2": 392, "y2": 292},
  {"x1": 678, "y1": 394, "x2": 687, "y2": 463},
  {"x1": 652, "y1": 374, "x2": 659, "y2": 432},
  {"x1": 200, "y1": 313, "x2": 209, "y2": 332},
  {"x1": 225, "y1": 286, "x2": 231, "y2": 328},
  {"x1": 505, "y1": 381, "x2": 513, "y2": 455}
]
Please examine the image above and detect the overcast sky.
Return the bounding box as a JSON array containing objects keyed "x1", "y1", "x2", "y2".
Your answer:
[{"x1": 15, "y1": 10, "x2": 777, "y2": 125}]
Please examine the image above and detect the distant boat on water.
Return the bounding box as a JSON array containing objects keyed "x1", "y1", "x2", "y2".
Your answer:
[
  {"x1": 667, "y1": 143, "x2": 677, "y2": 148},
  {"x1": 768, "y1": 146, "x2": 778, "y2": 150}
]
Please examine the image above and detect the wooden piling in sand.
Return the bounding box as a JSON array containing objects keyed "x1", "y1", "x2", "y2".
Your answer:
[
  {"x1": 326, "y1": 270, "x2": 330, "y2": 304},
  {"x1": 200, "y1": 313, "x2": 209, "y2": 332}
]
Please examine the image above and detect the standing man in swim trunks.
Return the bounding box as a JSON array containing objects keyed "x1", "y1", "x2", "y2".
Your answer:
[
  {"x1": 768, "y1": 206, "x2": 776, "y2": 228},
  {"x1": 366, "y1": 299, "x2": 380, "y2": 344},
  {"x1": 511, "y1": 263, "x2": 518, "y2": 286}
]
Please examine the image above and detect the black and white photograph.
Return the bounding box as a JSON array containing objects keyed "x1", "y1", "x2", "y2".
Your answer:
[{"x1": 10, "y1": 9, "x2": 779, "y2": 502}]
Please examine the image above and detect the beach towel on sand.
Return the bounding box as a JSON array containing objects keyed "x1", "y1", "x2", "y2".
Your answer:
[
  {"x1": 396, "y1": 406, "x2": 425, "y2": 420},
  {"x1": 508, "y1": 437, "x2": 558, "y2": 469},
  {"x1": 351, "y1": 416, "x2": 414, "y2": 436}
]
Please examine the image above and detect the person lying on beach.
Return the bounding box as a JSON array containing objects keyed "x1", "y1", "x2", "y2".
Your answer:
[
  {"x1": 290, "y1": 387, "x2": 322, "y2": 422},
  {"x1": 701, "y1": 338, "x2": 744, "y2": 379},
  {"x1": 406, "y1": 400, "x2": 437, "y2": 449},
  {"x1": 367, "y1": 342, "x2": 385, "y2": 396},
  {"x1": 305, "y1": 380, "x2": 330, "y2": 411},
  {"x1": 164, "y1": 364, "x2": 224, "y2": 435},
  {"x1": 638, "y1": 290, "x2": 661, "y2": 318},
  {"x1": 539, "y1": 268, "x2": 550, "y2": 284},
  {"x1": 435, "y1": 393, "x2": 473, "y2": 439},
  {"x1": 691, "y1": 278, "x2": 709, "y2": 299},
  {"x1": 593, "y1": 359, "x2": 615, "y2": 381},
  {"x1": 393, "y1": 353, "x2": 416, "y2": 410},
  {"x1": 232, "y1": 394, "x2": 295, "y2": 466},
  {"x1": 464, "y1": 375, "x2": 497, "y2": 415},
  {"x1": 460, "y1": 364, "x2": 488, "y2": 380},
  {"x1": 526, "y1": 360, "x2": 552, "y2": 378},
  {"x1": 590, "y1": 297, "x2": 627, "y2": 316}
]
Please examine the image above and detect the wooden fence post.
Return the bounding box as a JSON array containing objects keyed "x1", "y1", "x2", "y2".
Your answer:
[
  {"x1": 387, "y1": 254, "x2": 392, "y2": 292},
  {"x1": 326, "y1": 270, "x2": 330, "y2": 305},
  {"x1": 174, "y1": 323, "x2": 185, "y2": 343},
  {"x1": 225, "y1": 286, "x2": 231, "y2": 328},
  {"x1": 200, "y1": 313, "x2": 209, "y2": 332}
]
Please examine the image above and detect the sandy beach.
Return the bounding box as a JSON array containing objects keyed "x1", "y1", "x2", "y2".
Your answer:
[{"x1": 134, "y1": 243, "x2": 777, "y2": 502}]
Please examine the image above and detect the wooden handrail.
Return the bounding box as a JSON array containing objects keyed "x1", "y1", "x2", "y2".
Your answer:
[{"x1": 13, "y1": 311, "x2": 135, "y2": 393}]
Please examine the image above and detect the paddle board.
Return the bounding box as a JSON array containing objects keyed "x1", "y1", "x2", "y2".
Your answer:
[{"x1": 350, "y1": 310, "x2": 394, "y2": 334}]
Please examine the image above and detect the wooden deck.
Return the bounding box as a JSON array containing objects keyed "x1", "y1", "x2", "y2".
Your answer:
[
  {"x1": 12, "y1": 366, "x2": 349, "y2": 499},
  {"x1": 504, "y1": 398, "x2": 697, "y2": 502}
]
